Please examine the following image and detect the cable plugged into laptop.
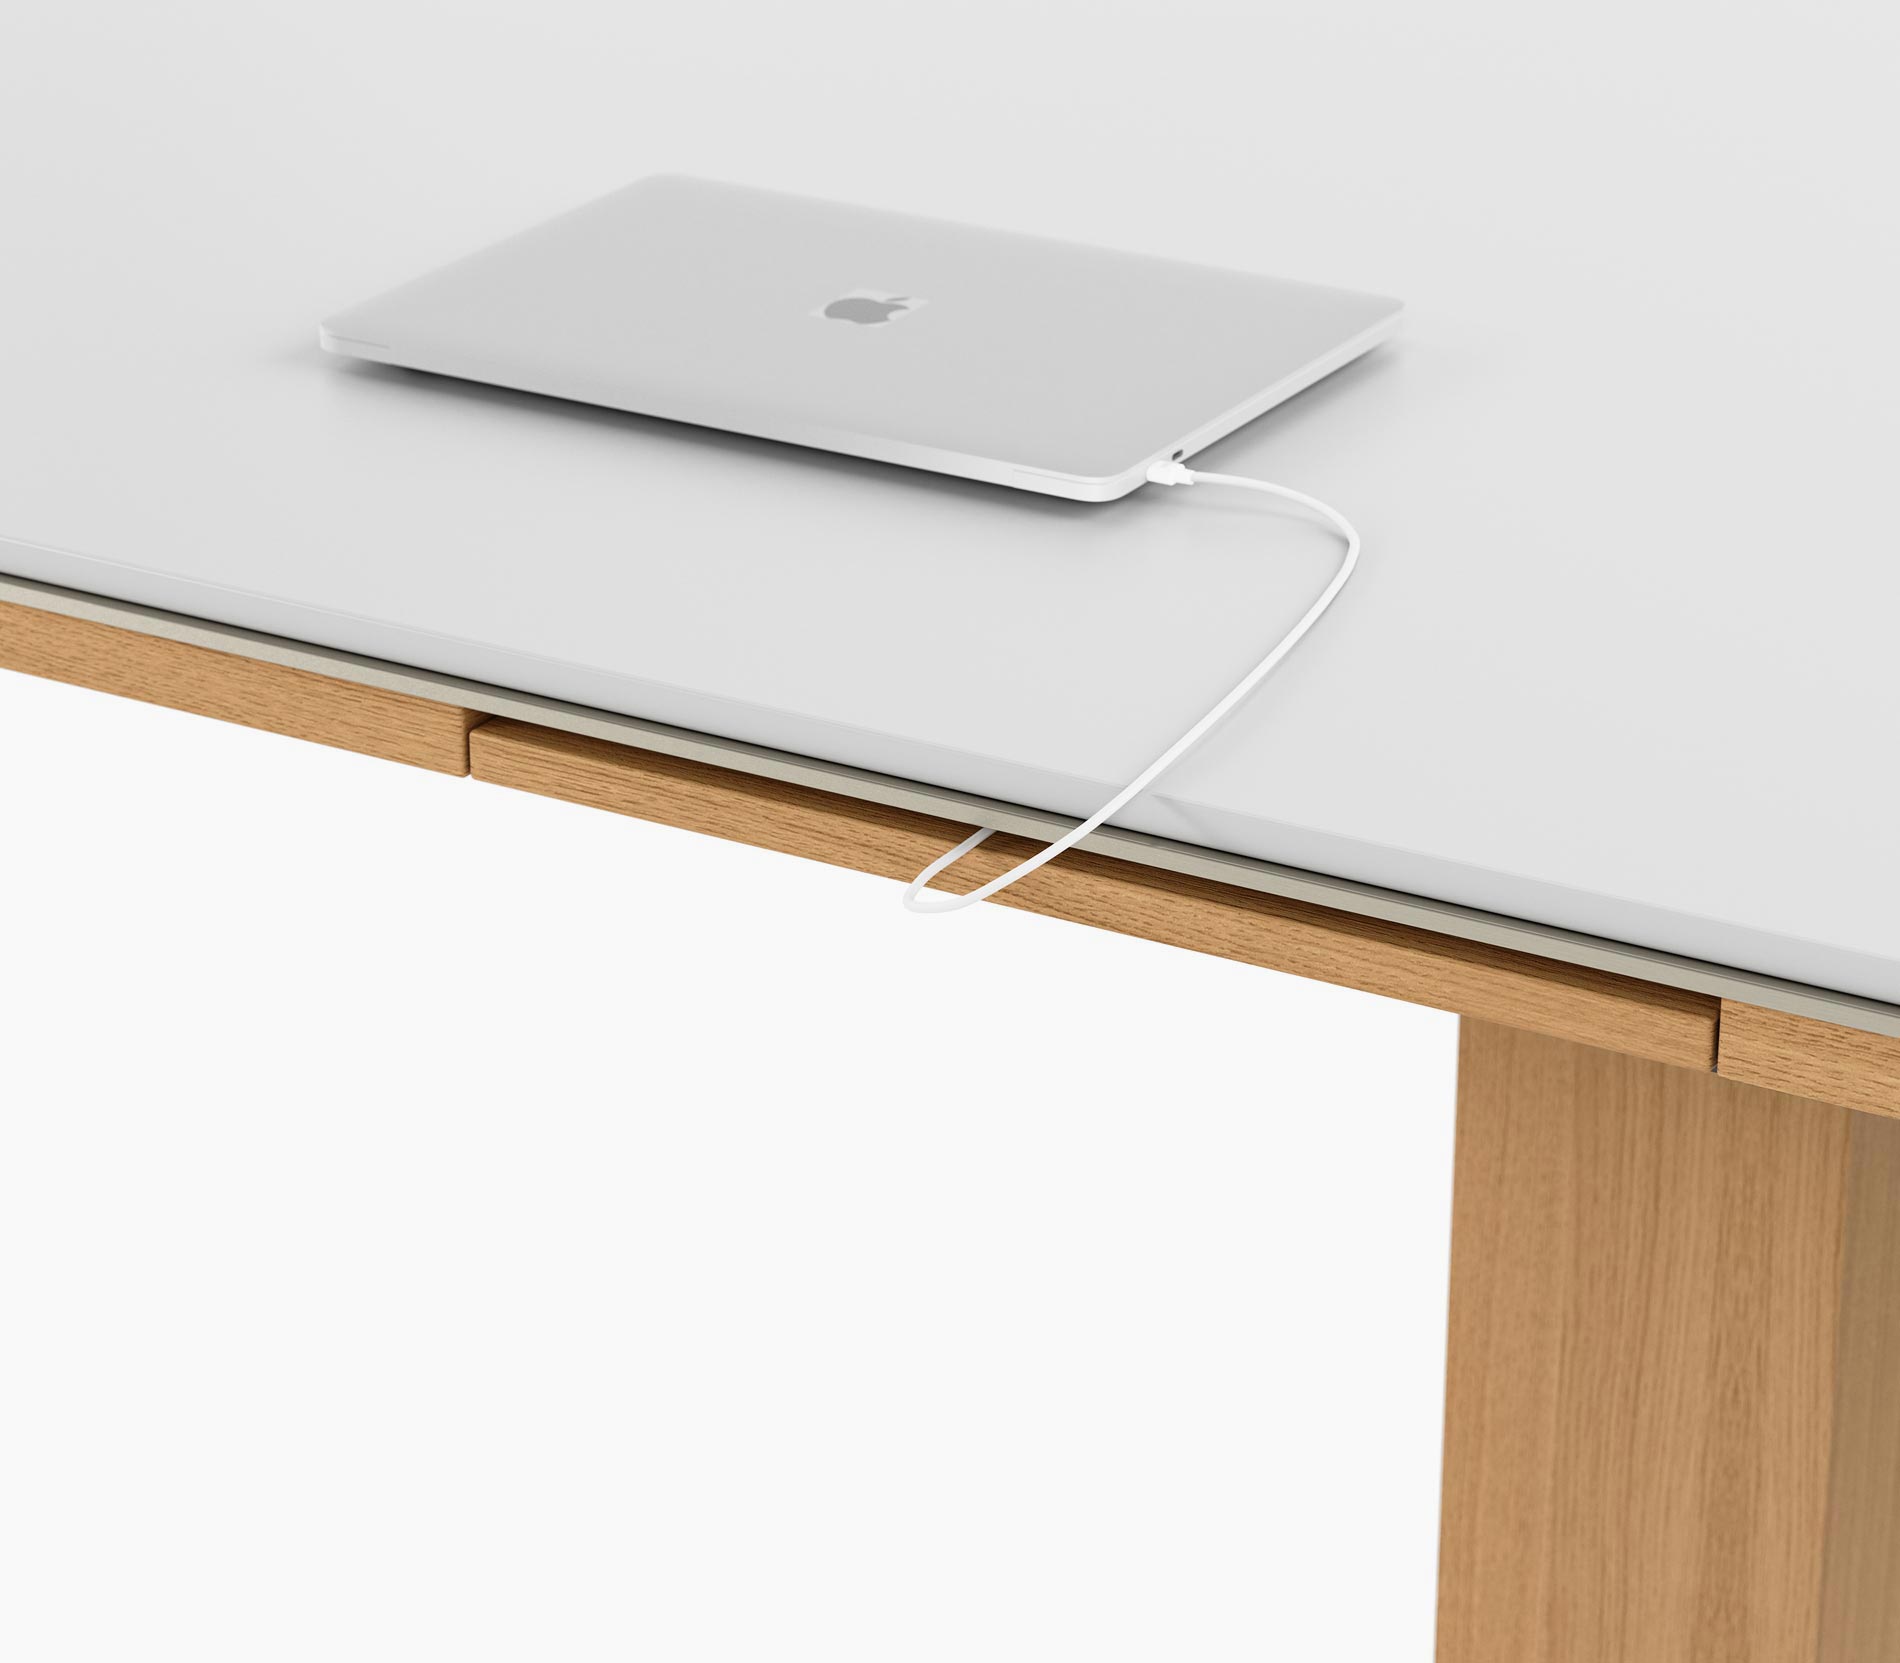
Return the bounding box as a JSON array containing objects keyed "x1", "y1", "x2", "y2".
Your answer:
[
  {"x1": 904, "y1": 464, "x2": 1363, "y2": 915},
  {"x1": 1143, "y1": 459, "x2": 1197, "y2": 486}
]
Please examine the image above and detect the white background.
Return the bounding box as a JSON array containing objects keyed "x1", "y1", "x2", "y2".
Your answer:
[{"x1": 0, "y1": 670, "x2": 1457, "y2": 1661}]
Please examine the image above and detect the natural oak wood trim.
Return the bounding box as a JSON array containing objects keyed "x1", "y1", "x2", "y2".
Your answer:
[
  {"x1": 1719, "y1": 1001, "x2": 1900, "y2": 1121},
  {"x1": 470, "y1": 719, "x2": 1719, "y2": 1068},
  {"x1": 0, "y1": 600, "x2": 482, "y2": 774},
  {"x1": 1438, "y1": 1020, "x2": 1900, "y2": 1663}
]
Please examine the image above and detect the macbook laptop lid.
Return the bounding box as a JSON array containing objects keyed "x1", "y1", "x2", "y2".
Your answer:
[{"x1": 320, "y1": 175, "x2": 1401, "y2": 502}]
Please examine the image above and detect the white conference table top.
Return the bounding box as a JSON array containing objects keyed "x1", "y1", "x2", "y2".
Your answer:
[{"x1": 4, "y1": 4, "x2": 1897, "y2": 1010}]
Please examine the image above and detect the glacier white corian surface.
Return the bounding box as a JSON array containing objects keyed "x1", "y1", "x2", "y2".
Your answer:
[{"x1": 2, "y1": 2, "x2": 1895, "y2": 1001}]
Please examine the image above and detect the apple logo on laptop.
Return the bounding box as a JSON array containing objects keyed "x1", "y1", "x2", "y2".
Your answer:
[{"x1": 815, "y1": 290, "x2": 927, "y2": 326}]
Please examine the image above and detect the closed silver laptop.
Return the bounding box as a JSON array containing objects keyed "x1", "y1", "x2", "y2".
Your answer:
[{"x1": 320, "y1": 175, "x2": 1400, "y2": 502}]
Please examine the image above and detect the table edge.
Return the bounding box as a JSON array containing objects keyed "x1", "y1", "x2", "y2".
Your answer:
[{"x1": 4, "y1": 568, "x2": 1896, "y2": 1044}]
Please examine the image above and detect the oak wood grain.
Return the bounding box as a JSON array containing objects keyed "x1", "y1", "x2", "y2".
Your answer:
[
  {"x1": 1819, "y1": 1108, "x2": 1900, "y2": 1662},
  {"x1": 1720, "y1": 1001, "x2": 1900, "y2": 1121},
  {"x1": 0, "y1": 600, "x2": 482, "y2": 773},
  {"x1": 1438, "y1": 1021, "x2": 1900, "y2": 1663},
  {"x1": 470, "y1": 719, "x2": 1720, "y2": 1068}
]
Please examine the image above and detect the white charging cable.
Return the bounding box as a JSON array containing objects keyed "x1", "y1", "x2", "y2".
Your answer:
[{"x1": 902, "y1": 461, "x2": 1362, "y2": 914}]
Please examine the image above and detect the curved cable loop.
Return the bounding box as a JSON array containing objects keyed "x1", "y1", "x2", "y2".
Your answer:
[{"x1": 903, "y1": 466, "x2": 1361, "y2": 914}]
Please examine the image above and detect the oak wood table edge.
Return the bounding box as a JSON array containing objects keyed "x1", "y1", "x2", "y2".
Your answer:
[{"x1": 0, "y1": 596, "x2": 482, "y2": 775}]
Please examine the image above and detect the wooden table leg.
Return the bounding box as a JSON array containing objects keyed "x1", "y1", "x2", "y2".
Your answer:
[{"x1": 1437, "y1": 1020, "x2": 1900, "y2": 1663}]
